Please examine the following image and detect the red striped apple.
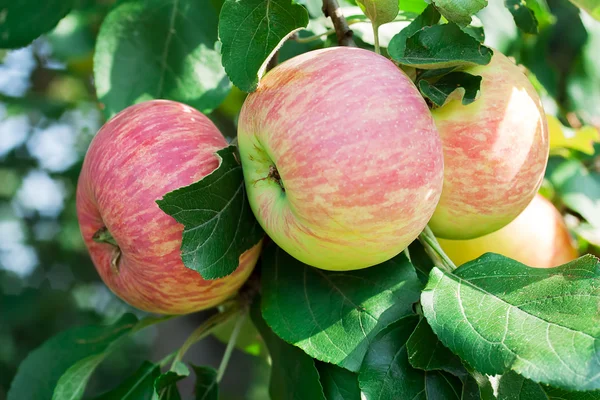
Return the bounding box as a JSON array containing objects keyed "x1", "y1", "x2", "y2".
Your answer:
[
  {"x1": 238, "y1": 47, "x2": 444, "y2": 271},
  {"x1": 429, "y1": 51, "x2": 549, "y2": 240},
  {"x1": 76, "y1": 100, "x2": 261, "y2": 314},
  {"x1": 438, "y1": 194, "x2": 578, "y2": 268}
]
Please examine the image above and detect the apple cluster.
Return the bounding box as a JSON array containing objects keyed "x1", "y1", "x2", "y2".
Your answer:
[{"x1": 76, "y1": 46, "x2": 555, "y2": 315}]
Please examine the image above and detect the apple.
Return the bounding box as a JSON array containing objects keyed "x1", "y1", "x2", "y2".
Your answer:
[
  {"x1": 438, "y1": 194, "x2": 578, "y2": 268},
  {"x1": 76, "y1": 100, "x2": 262, "y2": 314},
  {"x1": 429, "y1": 51, "x2": 549, "y2": 240},
  {"x1": 237, "y1": 47, "x2": 444, "y2": 271}
]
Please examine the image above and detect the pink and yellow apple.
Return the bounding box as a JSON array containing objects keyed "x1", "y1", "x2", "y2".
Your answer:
[
  {"x1": 76, "y1": 100, "x2": 261, "y2": 314},
  {"x1": 438, "y1": 194, "x2": 578, "y2": 268},
  {"x1": 429, "y1": 51, "x2": 549, "y2": 240},
  {"x1": 237, "y1": 47, "x2": 444, "y2": 271}
]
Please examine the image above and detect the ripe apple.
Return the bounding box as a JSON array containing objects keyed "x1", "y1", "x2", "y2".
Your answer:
[
  {"x1": 429, "y1": 51, "x2": 549, "y2": 240},
  {"x1": 237, "y1": 47, "x2": 444, "y2": 271},
  {"x1": 438, "y1": 194, "x2": 578, "y2": 268},
  {"x1": 76, "y1": 100, "x2": 262, "y2": 314}
]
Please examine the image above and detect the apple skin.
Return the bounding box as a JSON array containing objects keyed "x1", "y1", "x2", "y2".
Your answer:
[
  {"x1": 429, "y1": 51, "x2": 549, "y2": 240},
  {"x1": 438, "y1": 194, "x2": 578, "y2": 268},
  {"x1": 237, "y1": 47, "x2": 444, "y2": 271},
  {"x1": 76, "y1": 100, "x2": 262, "y2": 314}
]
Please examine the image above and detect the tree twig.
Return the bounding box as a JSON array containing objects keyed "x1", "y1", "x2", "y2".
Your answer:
[{"x1": 322, "y1": 0, "x2": 356, "y2": 47}]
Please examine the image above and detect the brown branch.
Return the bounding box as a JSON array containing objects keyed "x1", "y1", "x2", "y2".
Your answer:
[{"x1": 322, "y1": 0, "x2": 356, "y2": 47}]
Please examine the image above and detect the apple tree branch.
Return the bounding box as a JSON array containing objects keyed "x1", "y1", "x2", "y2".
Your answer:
[{"x1": 322, "y1": 0, "x2": 356, "y2": 47}]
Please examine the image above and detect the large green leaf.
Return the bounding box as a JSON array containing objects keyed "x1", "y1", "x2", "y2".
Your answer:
[
  {"x1": 421, "y1": 254, "x2": 600, "y2": 391},
  {"x1": 389, "y1": 22, "x2": 492, "y2": 69},
  {"x1": 0, "y1": 0, "x2": 74, "y2": 49},
  {"x1": 52, "y1": 355, "x2": 108, "y2": 400},
  {"x1": 261, "y1": 242, "x2": 422, "y2": 372},
  {"x1": 498, "y1": 371, "x2": 600, "y2": 399},
  {"x1": 93, "y1": 361, "x2": 161, "y2": 400},
  {"x1": 218, "y1": 0, "x2": 309, "y2": 92},
  {"x1": 251, "y1": 301, "x2": 327, "y2": 400},
  {"x1": 358, "y1": 316, "x2": 463, "y2": 399},
  {"x1": 406, "y1": 318, "x2": 466, "y2": 377},
  {"x1": 388, "y1": 4, "x2": 441, "y2": 58},
  {"x1": 7, "y1": 314, "x2": 137, "y2": 400},
  {"x1": 430, "y1": 0, "x2": 488, "y2": 25},
  {"x1": 157, "y1": 146, "x2": 264, "y2": 279},
  {"x1": 316, "y1": 361, "x2": 362, "y2": 400},
  {"x1": 94, "y1": 0, "x2": 230, "y2": 119}
]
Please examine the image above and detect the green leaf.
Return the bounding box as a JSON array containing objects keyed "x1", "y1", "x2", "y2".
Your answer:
[
  {"x1": 157, "y1": 146, "x2": 263, "y2": 280},
  {"x1": 406, "y1": 318, "x2": 466, "y2": 377},
  {"x1": 424, "y1": 371, "x2": 463, "y2": 399},
  {"x1": 52, "y1": 354, "x2": 107, "y2": 400},
  {"x1": 251, "y1": 300, "x2": 327, "y2": 400},
  {"x1": 93, "y1": 361, "x2": 161, "y2": 400},
  {"x1": 261, "y1": 242, "x2": 422, "y2": 372},
  {"x1": 418, "y1": 72, "x2": 482, "y2": 106},
  {"x1": 389, "y1": 23, "x2": 493, "y2": 69},
  {"x1": 570, "y1": 0, "x2": 600, "y2": 20},
  {"x1": 498, "y1": 371, "x2": 600, "y2": 399},
  {"x1": 358, "y1": 316, "x2": 421, "y2": 398},
  {"x1": 525, "y1": 0, "x2": 556, "y2": 30},
  {"x1": 462, "y1": 372, "x2": 496, "y2": 400},
  {"x1": 153, "y1": 362, "x2": 189, "y2": 400},
  {"x1": 218, "y1": 0, "x2": 309, "y2": 92},
  {"x1": 192, "y1": 365, "x2": 218, "y2": 400},
  {"x1": 497, "y1": 371, "x2": 552, "y2": 399},
  {"x1": 358, "y1": 316, "x2": 463, "y2": 399},
  {"x1": 399, "y1": 0, "x2": 429, "y2": 15},
  {"x1": 430, "y1": 0, "x2": 488, "y2": 25},
  {"x1": 547, "y1": 159, "x2": 600, "y2": 228},
  {"x1": 0, "y1": 0, "x2": 74, "y2": 49},
  {"x1": 316, "y1": 361, "x2": 362, "y2": 400},
  {"x1": 94, "y1": 0, "x2": 230, "y2": 119},
  {"x1": 461, "y1": 25, "x2": 486, "y2": 42},
  {"x1": 212, "y1": 315, "x2": 267, "y2": 357},
  {"x1": 505, "y1": 0, "x2": 538, "y2": 33},
  {"x1": 421, "y1": 254, "x2": 600, "y2": 391},
  {"x1": 7, "y1": 314, "x2": 137, "y2": 400},
  {"x1": 567, "y1": 12, "x2": 600, "y2": 127},
  {"x1": 388, "y1": 4, "x2": 441, "y2": 57},
  {"x1": 46, "y1": 11, "x2": 95, "y2": 63},
  {"x1": 543, "y1": 384, "x2": 600, "y2": 399},
  {"x1": 356, "y1": 0, "x2": 399, "y2": 27}
]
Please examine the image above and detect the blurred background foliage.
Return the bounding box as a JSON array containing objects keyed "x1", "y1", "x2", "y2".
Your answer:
[{"x1": 0, "y1": 0, "x2": 599, "y2": 398}]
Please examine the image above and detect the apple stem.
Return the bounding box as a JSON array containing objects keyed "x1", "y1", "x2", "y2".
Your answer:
[
  {"x1": 268, "y1": 165, "x2": 285, "y2": 192},
  {"x1": 217, "y1": 312, "x2": 246, "y2": 382},
  {"x1": 418, "y1": 226, "x2": 457, "y2": 273},
  {"x1": 171, "y1": 306, "x2": 240, "y2": 370},
  {"x1": 93, "y1": 226, "x2": 122, "y2": 273},
  {"x1": 93, "y1": 226, "x2": 118, "y2": 246}
]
